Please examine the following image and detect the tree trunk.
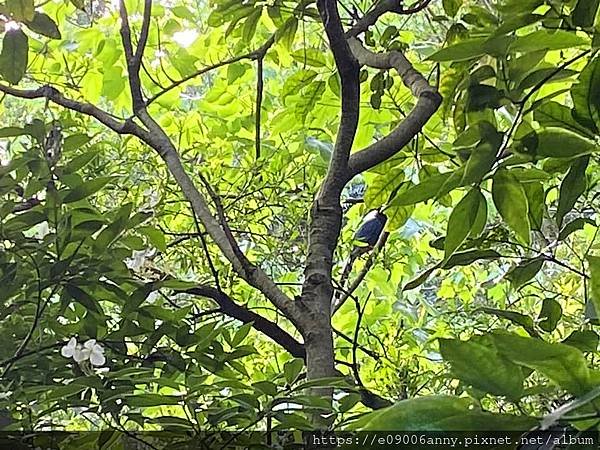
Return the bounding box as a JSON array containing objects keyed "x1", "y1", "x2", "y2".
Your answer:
[{"x1": 304, "y1": 309, "x2": 336, "y2": 428}]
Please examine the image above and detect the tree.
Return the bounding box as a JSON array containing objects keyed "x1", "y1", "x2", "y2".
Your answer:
[{"x1": 0, "y1": 0, "x2": 600, "y2": 443}]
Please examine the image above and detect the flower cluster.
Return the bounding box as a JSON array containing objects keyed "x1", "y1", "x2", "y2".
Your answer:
[{"x1": 61, "y1": 338, "x2": 106, "y2": 366}]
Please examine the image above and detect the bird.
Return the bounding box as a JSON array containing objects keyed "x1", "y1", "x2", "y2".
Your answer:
[
  {"x1": 44, "y1": 122, "x2": 63, "y2": 167},
  {"x1": 354, "y1": 209, "x2": 387, "y2": 247},
  {"x1": 332, "y1": 208, "x2": 388, "y2": 313}
]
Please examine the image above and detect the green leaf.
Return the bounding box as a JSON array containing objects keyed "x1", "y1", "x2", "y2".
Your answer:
[
  {"x1": 558, "y1": 217, "x2": 596, "y2": 241},
  {"x1": 442, "y1": 0, "x2": 462, "y2": 17},
  {"x1": 63, "y1": 151, "x2": 98, "y2": 174},
  {"x1": 63, "y1": 176, "x2": 115, "y2": 203},
  {"x1": 523, "y1": 181, "x2": 544, "y2": 231},
  {"x1": 227, "y1": 63, "x2": 248, "y2": 84},
  {"x1": 563, "y1": 330, "x2": 599, "y2": 353},
  {"x1": 461, "y1": 142, "x2": 497, "y2": 185},
  {"x1": 7, "y1": 0, "x2": 34, "y2": 21},
  {"x1": 231, "y1": 322, "x2": 253, "y2": 347},
  {"x1": 94, "y1": 203, "x2": 133, "y2": 249},
  {"x1": 252, "y1": 380, "x2": 278, "y2": 396},
  {"x1": 439, "y1": 338, "x2": 524, "y2": 400},
  {"x1": 491, "y1": 332, "x2": 594, "y2": 395},
  {"x1": 571, "y1": 58, "x2": 600, "y2": 134},
  {"x1": 443, "y1": 249, "x2": 500, "y2": 268},
  {"x1": 385, "y1": 204, "x2": 414, "y2": 231},
  {"x1": 405, "y1": 250, "x2": 500, "y2": 291},
  {"x1": 0, "y1": 127, "x2": 26, "y2": 137},
  {"x1": 347, "y1": 395, "x2": 534, "y2": 431},
  {"x1": 492, "y1": 169, "x2": 530, "y2": 244},
  {"x1": 536, "y1": 128, "x2": 597, "y2": 158},
  {"x1": 518, "y1": 67, "x2": 577, "y2": 91},
  {"x1": 588, "y1": 256, "x2": 600, "y2": 323},
  {"x1": 538, "y1": 298, "x2": 562, "y2": 332},
  {"x1": 338, "y1": 393, "x2": 361, "y2": 413},
  {"x1": 63, "y1": 134, "x2": 91, "y2": 152},
  {"x1": 428, "y1": 38, "x2": 487, "y2": 62},
  {"x1": 24, "y1": 12, "x2": 61, "y2": 39},
  {"x1": 242, "y1": 9, "x2": 261, "y2": 43},
  {"x1": 444, "y1": 188, "x2": 483, "y2": 260},
  {"x1": 507, "y1": 257, "x2": 544, "y2": 288},
  {"x1": 556, "y1": 156, "x2": 589, "y2": 227},
  {"x1": 467, "y1": 84, "x2": 502, "y2": 111},
  {"x1": 65, "y1": 284, "x2": 100, "y2": 313},
  {"x1": 480, "y1": 308, "x2": 536, "y2": 335},
  {"x1": 138, "y1": 226, "x2": 166, "y2": 252},
  {"x1": 283, "y1": 358, "x2": 304, "y2": 385},
  {"x1": 509, "y1": 30, "x2": 589, "y2": 53},
  {"x1": 0, "y1": 29, "x2": 29, "y2": 85},
  {"x1": 126, "y1": 394, "x2": 181, "y2": 407},
  {"x1": 573, "y1": 0, "x2": 600, "y2": 28},
  {"x1": 291, "y1": 48, "x2": 328, "y2": 67},
  {"x1": 534, "y1": 102, "x2": 594, "y2": 137},
  {"x1": 123, "y1": 283, "x2": 154, "y2": 314},
  {"x1": 391, "y1": 172, "x2": 456, "y2": 206},
  {"x1": 276, "y1": 18, "x2": 298, "y2": 50}
]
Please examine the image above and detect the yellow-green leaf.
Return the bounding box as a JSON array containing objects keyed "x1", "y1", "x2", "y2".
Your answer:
[{"x1": 492, "y1": 169, "x2": 530, "y2": 244}]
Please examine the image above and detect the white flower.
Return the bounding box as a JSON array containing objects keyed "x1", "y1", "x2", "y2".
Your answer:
[
  {"x1": 83, "y1": 339, "x2": 106, "y2": 366},
  {"x1": 61, "y1": 337, "x2": 79, "y2": 358},
  {"x1": 61, "y1": 337, "x2": 106, "y2": 366}
]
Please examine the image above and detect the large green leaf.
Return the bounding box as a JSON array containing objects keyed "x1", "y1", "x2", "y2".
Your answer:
[
  {"x1": 126, "y1": 394, "x2": 181, "y2": 407},
  {"x1": 563, "y1": 330, "x2": 599, "y2": 353},
  {"x1": 461, "y1": 142, "x2": 497, "y2": 185},
  {"x1": 538, "y1": 298, "x2": 562, "y2": 332},
  {"x1": 0, "y1": 29, "x2": 29, "y2": 85},
  {"x1": 572, "y1": 0, "x2": 600, "y2": 28},
  {"x1": 491, "y1": 332, "x2": 595, "y2": 395},
  {"x1": 390, "y1": 172, "x2": 458, "y2": 206},
  {"x1": 24, "y1": 12, "x2": 61, "y2": 39},
  {"x1": 444, "y1": 188, "x2": 483, "y2": 260},
  {"x1": 63, "y1": 176, "x2": 116, "y2": 203},
  {"x1": 571, "y1": 58, "x2": 600, "y2": 134},
  {"x1": 509, "y1": 30, "x2": 589, "y2": 53},
  {"x1": 556, "y1": 156, "x2": 589, "y2": 226},
  {"x1": 534, "y1": 101, "x2": 594, "y2": 138},
  {"x1": 480, "y1": 308, "x2": 536, "y2": 336},
  {"x1": 442, "y1": 0, "x2": 462, "y2": 17},
  {"x1": 428, "y1": 38, "x2": 487, "y2": 62},
  {"x1": 347, "y1": 396, "x2": 534, "y2": 431},
  {"x1": 506, "y1": 257, "x2": 544, "y2": 288},
  {"x1": 492, "y1": 169, "x2": 530, "y2": 244},
  {"x1": 535, "y1": 128, "x2": 596, "y2": 158},
  {"x1": 439, "y1": 338, "x2": 525, "y2": 400}
]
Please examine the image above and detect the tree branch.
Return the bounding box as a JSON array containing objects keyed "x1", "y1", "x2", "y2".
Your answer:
[
  {"x1": 346, "y1": 0, "x2": 404, "y2": 38},
  {"x1": 113, "y1": 8, "x2": 301, "y2": 327},
  {"x1": 346, "y1": 0, "x2": 433, "y2": 38},
  {"x1": 134, "y1": 0, "x2": 152, "y2": 70},
  {"x1": 346, "y1": 38, "x2": 442, "y2": 176},
  {"x1": 118, "y1": 0, "x2": 146, "y2": 111},
  {"x1": 186, "y1": 285, "x2": 306, "y2": 359},
  {"x1": 145, "y1": 36, "x2": 275, "y2": 107},
  {"x1": 0, "y1": 84, "x2": 144, "y2": 137}
]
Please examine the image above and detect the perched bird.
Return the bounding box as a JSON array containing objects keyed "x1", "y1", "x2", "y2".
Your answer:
[
  {"x1": 44, "y1": 122, "x2": 63, "y2": 167},
  {"x1": 333, "y1": 208, "x2": 388, "y2": 313},
  {"x1": 354, "y1": 209, "x2": 387, "y2": 247}
]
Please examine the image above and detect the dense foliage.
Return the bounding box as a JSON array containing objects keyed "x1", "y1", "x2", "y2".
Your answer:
[{"x1": 0, "y1": 0, "x2": 599, "y2": 445}]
